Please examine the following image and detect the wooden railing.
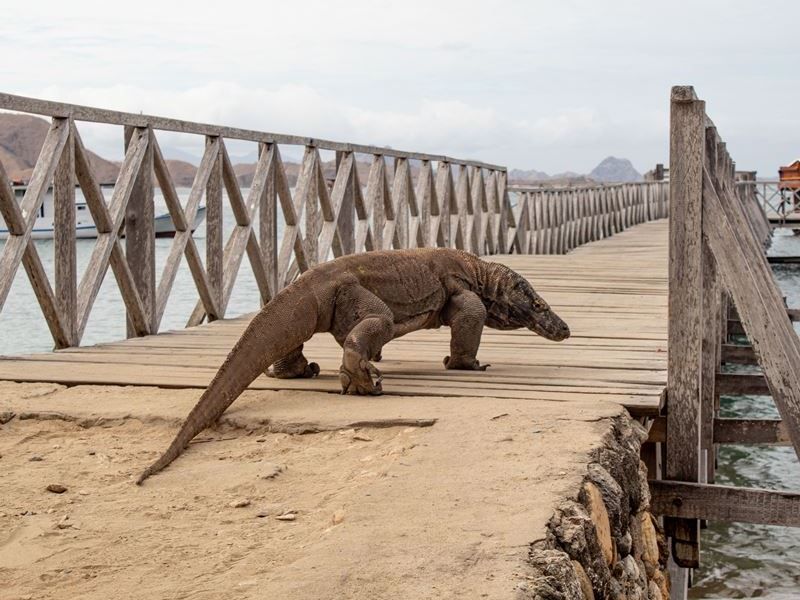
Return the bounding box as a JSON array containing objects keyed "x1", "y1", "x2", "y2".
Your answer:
[
  {"x1": 0, "y1": 92, "x2": 667, "y2": 349},
  {"x1": 736, "y1": 178, "x2": 800, "y2": 225},
  {"x1": 507, "y1": 182, "x2": 668, "y2": 254},
  {"x1": 650, "y1": 86, "x2": 800, "y2": 586}
]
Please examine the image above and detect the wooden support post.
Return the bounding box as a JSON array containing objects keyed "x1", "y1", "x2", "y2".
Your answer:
[
  {"x1": 53, "y1": 120, "x2": 77, "y2": 347},
  {"x1": 124, "y1": 125, "x2": 155, "y2": 336},
  {"x1": 260, "y1": 143, "x2": 278, "y2": 299},
  {"x1": 336, "y1": 151, "x2": 355, "y2": 255},
  {"x1": 205, "y1": 135, "x2": 223, "y2": 319},
  {"x1": 666, "y1": 86, "x2": 706, "y2": 568}
]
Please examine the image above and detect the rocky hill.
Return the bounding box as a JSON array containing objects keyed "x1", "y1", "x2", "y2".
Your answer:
[
  {"x1": 0, "y1": 113, "x2": 120, "y2": 183},
  {"x1": 588, "y1": 156, "x2": 643, "y2": 183},
  {"x1": 509, "y1": 157, "x2": 643, "y2": 185}
]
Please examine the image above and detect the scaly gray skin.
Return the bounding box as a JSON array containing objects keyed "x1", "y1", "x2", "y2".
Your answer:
[{"x1": 136, "y1": 248, "x2": 569, "y2": 484}]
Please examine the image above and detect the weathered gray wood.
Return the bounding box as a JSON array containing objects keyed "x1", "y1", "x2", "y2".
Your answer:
[
  {"x1": 651, "y1": 480, "x2": 800, "y2": 527},
  {"x1": 72, "y1": 125, "x2": 150, "y2": 339},
  {"x1": 0, "y1": 158, "x2": 71, "y2": 347},
  {"x1": 335, "y1": 151, "x2": 355, "y2": 256},
  {"x1": 714, "y1": 419, "x2": 791, "y2": 445},
  {"x1": 0, "y1": 118, "x2": 69, "y2": 310},
  {"x1": 700, "y1": 241, "x2": 720, "y2": 483},
  {"x1": 666, "y1": 85, "x2": 706, "y2": 569},
  {"x1": 721, "y1": 343, "x2": 755, "y2": 364},
  {"x1": 716, "y1": 373, "x2": 769, "y2": 396},
  {"x1": 152, "y1": 135, "x2": 220, "y2": 326},
  {"x1": 77, "y1": 126, "x2": 149, "y2": 339},
  {"x1": 124, "y1": 125, "x2": 156, "y2": 336},
  {"x1": 205, "y1": 136, "x2": 223, "y2": 320},
  {"x1": 53, "y1": 123, "x2": 77, "y2": 346},
  {"x1": 703, "y1": 162, "x2": 800, "y2": 459}
]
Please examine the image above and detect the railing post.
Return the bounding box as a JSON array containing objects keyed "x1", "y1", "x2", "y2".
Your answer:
[
  {"x1": 666, "y1": 85, "x2": 706, "y2": 568},
  {"x1": 204, "y1": 134, "x2": 223, "y2": 319},
  {"x1": 54, "y1": 118, "x2": 77, "y2": 347},
  {"x1": 335, "y1": 151, "x2": 355, "y2": 255},
  {"x1": 124, "y1": 125, "x2": 156, "y2": 335}
]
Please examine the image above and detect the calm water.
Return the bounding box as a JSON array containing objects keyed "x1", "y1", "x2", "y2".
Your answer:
[{"x1": 1, "y1": 205, "x2": 799, "y2": 596}]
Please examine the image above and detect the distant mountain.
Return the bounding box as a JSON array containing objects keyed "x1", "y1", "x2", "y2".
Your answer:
[
  {"x1": 0, "y1": 113, "x2": 119, "y2": 184},
  {"x1": 588, "y1": 156, "x2": 643, "y2": 183},
  {"x1": 509, "y1": 156, "x2": 643, "y2": 185}
]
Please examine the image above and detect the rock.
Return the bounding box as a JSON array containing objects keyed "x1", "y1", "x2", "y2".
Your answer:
[
  {"x1": 78, "y1": 490, "x2": 90, "y2": 496},
  {"x1": 255, "y1": 438, "x2": 266, "y2": 443},
  {"x1": 587, "y1": 463, "x2": 625, "y2": 538},
  {"x1": 648, "y1": 579, "x2": 663, "y2": 600},
  {"x1": 651, "y1": 568, "x2": 670, "y2": 599},
  {"x1": 353, "y1": 433, "x2": 372, "y2": 442},
  {"x1": 571, "y1": 561, "x2": 595, "y2": 600},
  {"x1": 87, "y1": 450, "x2": 96, "y2": 456},
  {"x1": 229, "y1": 499, "x2": 250, "y2": 509},
  {"x1": 640, "y1": 512, "x2": 660, "y2": 577},
  {"x1": 275, "y1": 512, "x2": 296, "y2": 521},
  {"x1": 332, "y1": 510, "x2": 345, "y2": 525},
  {"x1": 261, "y1": 464, "x2": 284, "y2": 480},
  {"x1": 29, "y1": 455, "x2": 44, "y2": 462},
  {"x1": 0, "y1": 410, "x2": 15, "y2": 424},
  {"x1": 255, "y1": 511, "x2": 270, "y2": 518},
  {"x1": 616, "y1": 530, "x2": 632, "y2": 557},
  {"x1": 525, "y1": 547, "x2": 585, "y2": 600},
  {"x1": 582, "y1": 482, "x2": 614, "y2": 566},
  {"x1": 46, "y1": 484, "x2": 68, "y2": 494}
]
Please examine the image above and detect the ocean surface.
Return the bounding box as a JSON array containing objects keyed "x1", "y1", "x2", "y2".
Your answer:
[{"x1": 1, "y1": 196, "x2": 798, "y2": 597}]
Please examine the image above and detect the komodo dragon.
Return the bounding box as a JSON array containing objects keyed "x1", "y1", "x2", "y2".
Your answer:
[{"x1": 137, "y1": 248, "x2": 570, "y2": 484}]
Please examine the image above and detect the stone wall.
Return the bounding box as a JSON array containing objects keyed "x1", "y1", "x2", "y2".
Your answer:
[{"x1": 522, "y1": 415, "x2": 669, "y2": 600}]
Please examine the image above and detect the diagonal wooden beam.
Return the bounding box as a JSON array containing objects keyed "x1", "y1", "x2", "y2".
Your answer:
[
  {"x1": 318, "y1": 151, "x2": 354, "y2": 261},
  {"x1": 72, "y1": 124, "x2": 150, "y2": 340},
  {"x1": 187, "y1": 139, "x2": 274, "y2": 325},
  {"x1": 275, "y1": 146, "x2": 310, "y2": 287},
  {"x1": 76, "y1": 126, "x2": 150, "y2": 339},
  {"x1": 151, "y1": 134, "x2": 220, "y2": 328},
  {"x1": 0, "y1": 118, "x2": 69, "y2": 309},
  {"x1": 0, "y1": 157, "x2": 71, "y2": 347}
]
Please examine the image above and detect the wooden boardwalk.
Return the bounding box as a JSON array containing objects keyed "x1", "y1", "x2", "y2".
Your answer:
[{"x1": 0, "y1": 220, "x2": 668, "y2": 417}]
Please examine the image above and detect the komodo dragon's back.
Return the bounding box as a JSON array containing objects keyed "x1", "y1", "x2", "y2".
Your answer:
[{"x1": 137, "y1": 248, "x2": 570, "y2": 484}]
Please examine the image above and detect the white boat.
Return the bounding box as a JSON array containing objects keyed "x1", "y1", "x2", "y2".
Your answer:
[{"x1": 0, "y1": 186, "x2": 206, "y2": 240}]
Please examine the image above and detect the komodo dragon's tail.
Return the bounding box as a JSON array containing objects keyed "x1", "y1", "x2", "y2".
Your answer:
[{"x1": 136, "y1": 289, "x2": 318, "y2": 484}]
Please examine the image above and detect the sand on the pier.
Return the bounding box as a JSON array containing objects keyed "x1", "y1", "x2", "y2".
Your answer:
[{"x1": 0, "y1": 381, "x2": 623, "y2": 600}]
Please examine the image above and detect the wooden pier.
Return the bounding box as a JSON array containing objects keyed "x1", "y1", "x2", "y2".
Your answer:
[{"x1": 0, "y1": 220, "x2": 669, "y2": 418}]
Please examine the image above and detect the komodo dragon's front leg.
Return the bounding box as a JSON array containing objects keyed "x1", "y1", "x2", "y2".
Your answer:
[
  {"x1": 442, "y1": 290, "x2": 490, "y2": 371},
  {"x1": 268, "y1": 344, "x2": 320, "y2": 379},
  {"x1": 334, "y1": 284, "x2": 394, "y2": 395}
]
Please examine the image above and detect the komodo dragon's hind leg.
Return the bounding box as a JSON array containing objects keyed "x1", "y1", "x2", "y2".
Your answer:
[
  {"x1": 442, "y1": 290, "x2": 490, "y2": 371},
  {"x1": 334, "y1": 285, "x2": 394, "y2": 395},
  {"x1": 268, "y1": 344, "x2": 320, "y2": 379}
]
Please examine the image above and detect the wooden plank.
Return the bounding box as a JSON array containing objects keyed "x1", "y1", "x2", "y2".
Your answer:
[
  {"x1": 721, "y1": 343, "x2": 755, "y2": 364},
  {"x1": 335, "y1": 151, "x2": 355, "y2": 256},
  {"x1": 714, "y1": 419, "x2": 791, "y2": 445},
  {"x1": 651, "y1": 480, "x2": 800, "y2": 527},
  {"x1": 716, "y1": 372, "x2": 770, "y2": 396}
]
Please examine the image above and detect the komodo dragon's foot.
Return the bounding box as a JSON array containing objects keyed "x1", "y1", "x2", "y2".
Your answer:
[
  {"x1": 268, "y1": 362, "x2": 320, "y2": 379},
  {"x1": 443, "y1": 355, "x2": 490, "y2": 371},
  {"x1": 268, "y1": 355, "x2": 320, "y2": 379},
  {"x1": 339, "y1": 360, "x2": 383, "y2": 395}
]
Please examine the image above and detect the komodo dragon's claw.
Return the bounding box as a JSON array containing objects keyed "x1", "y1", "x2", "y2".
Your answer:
[{"x1": 339, "y1": 360, "x2": 383, "y2": 395}]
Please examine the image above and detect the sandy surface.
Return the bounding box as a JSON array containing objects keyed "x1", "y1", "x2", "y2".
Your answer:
[{"x1": 0, "y1": 381, "x2": 623, "y2": 599}]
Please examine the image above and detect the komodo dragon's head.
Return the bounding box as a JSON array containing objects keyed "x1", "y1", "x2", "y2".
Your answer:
[{"x1": 482, "y1": 265, "x2": 571, "y2": 341}]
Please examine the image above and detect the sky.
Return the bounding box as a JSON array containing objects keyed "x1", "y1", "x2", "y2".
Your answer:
[{"x1": 1, "y1": 0, "x2": 799, "y2": 175}]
